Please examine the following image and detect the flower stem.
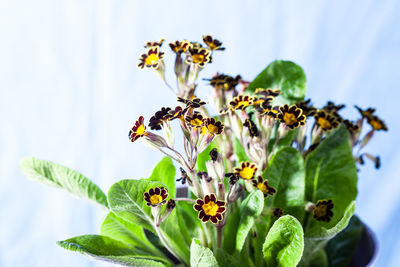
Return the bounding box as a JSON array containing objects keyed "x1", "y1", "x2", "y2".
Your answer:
[{"x1": 216, "y1": 225, "x2": 223, "y2": 249}]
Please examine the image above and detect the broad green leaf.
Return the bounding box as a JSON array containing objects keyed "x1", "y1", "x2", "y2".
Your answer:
[
  {"x1": 222, "y1": 206, "x2": 240, "y2": 253},
  {"x1": 246, "y1": 60, "x2": 307, "y2": 105},
  {"x1": 236, "y1": 190, "x2": 264, "y2": 252},
  {"x1": 215, "y1": 248, "x2": 241, "y2": 267},
  {"x1": 325, "y1": 215, "x2": 363, "y2": 267},
  {"x1": 305, "y1": 201, "x2": 356, "y2": 239},
  {"x1": 263, "y1": 146, "x2": 305, "y2": 222},
  {"x1": 100, "y1": 212, "x2": 162, "y2": 257},
  {"x1": 197, "y1": 141, "x2": 217, "y2": 172},
  {"x1": 57, "y1": 235, "x2": 167, "y2": 266},
  {"x1": 309, "y1": 249, "x2": 328, "y2": 267},
  {"x1": 300, "y1": 201, "x2": 356, "y2": 266},
  {"x1": 190, "y1": 239, "x2": 218, "y2": 267},
  {"x1": 177, "y1": 201, "x2": 201, "y2": 242},
  {"x1": 148, "y1": 157, "x2": 176, "y2": 198},
  {"x1": 305, "y1": 125, "x2": 358, "y2": 230},
  {"x1": 160, "y1": 207, "x2": 191, "y2": 264},
  {"x1": 263, "y1": 215, "x2": 304, "y2": 267},
  {"x1": 20, "y1": 157, "x2": 107, "y2": 208},
  {"x1": 252, "y1": 218, "x2": 269, "y2": 267},
  {"x1": 233, "y1": 138, "x2": 250, "y2": 163},
  {"x1": 108, "y1": 179, "x2": 166, "y2": 232}
]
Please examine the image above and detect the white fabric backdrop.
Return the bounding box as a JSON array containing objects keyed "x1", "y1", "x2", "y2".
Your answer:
[{"x1": 1, "y1": 0, "x2": 399, "y2": 266}]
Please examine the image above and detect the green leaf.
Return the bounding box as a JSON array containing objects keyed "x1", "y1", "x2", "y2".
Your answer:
[
  {"x1": 108, "y1": 179, "x2": 166, "y2": 232},
  {"x1": 263, "y1": 146, "x2": 305, "y2": 222},
  {"x1": 160, "y1": 208, "x2": 191, "y2": 264},
  {"x1": 305, "y1": 125, "x2": 358, "y2": 230},
  {"x1": 57, "y1": 235, "x2": 167, "y2": 266},
  {"x1": 246, "y1": 60, "x2": 307, "y2": 105},
  {"x1": 263, "y1": 215, "x2": 304, "y2": 267},
  {"x1": 190, "y1": 239, "x2": 219, "y2": 267},
  {"x1": 100, "y1": 212, "x2": 162, "y2": 257},
  {"x1": 20, "y1": 157, "x2": 107, "y2": 208},
  {"x1": 233, "y1": 138, "x2": 250, "y2": 162},
  {"x1": 222, "y1": 206, "x2": 241, "y2": 253},
  {"x1": 236, "y1": 190, "x2": 264, "y2": 252},
  {"x1": 305, "y1": 201, "x2": 356, "y2": 239},
  {"x1": 309, "y1": 248, "x2": 328, "y2": 267},
  {"x1": 300, "y1": 201, "x2": 356, "y2": 266},
  {"x1": 325, "y1": 215, "x2": 363, "y2": 267},
  {"x1": 148, "y1": 157, "x2": 176, "y2": 198},
  {"x1": 197, "y1": 141, "x2": 217, "y2": 172},
  {"x1": 215, "y1": 248, "x2": 241, "y2": 267}
]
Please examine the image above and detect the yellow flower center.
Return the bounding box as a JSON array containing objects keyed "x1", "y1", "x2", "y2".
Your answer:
[
  {"x1": 317, "y1": 117, "x2": 332, "y2": 129},
  {"x1": 149, "y1": 194, "x2": 162, "y2": 205},
  {"x1": 136, "y1": 124, "x2": 146, "y2": 135},
  {"x1": 190, "y1": 118, "x2": 203, "y2": 127},
  {"x1": 207, "y1": 124, "x2": 219, "y2": 134},
  {"x1": 257, "y1": 182, "x2": 268, "y2": 193},
  {"x1": 145, "y1": 53, "x2": 159, "y2": 65},
  {"x1": 202, "y1": 201, "x2": 219, "y2": 216},
  {"x1": 208, "y1": 42, "x2": 217, "y2": 50},
  {"x1": 192, "y1": 54, "x2": 205, "y2": 63},
  {"x1": 240, "y1": 167, "x2": 255, "y2": 180},
  {"x1": 314, "y1": 205, "x2": 327, "y2": 218},
  {"x1": 235, "y1": 101, "x2": 250, "y2": 109},
  {"x1": 370, "y1": 120, "x2": 382, "y2": 130},
  {"x1": 283, "y1": 112, "x2": 297, "y2": 125}
]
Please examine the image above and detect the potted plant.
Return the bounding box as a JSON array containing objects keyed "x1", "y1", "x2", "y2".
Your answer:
[{"x1": 20, "y1": 36, "x2": 387, "y2": 267}]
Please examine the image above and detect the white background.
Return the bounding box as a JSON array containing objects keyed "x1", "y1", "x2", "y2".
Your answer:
[{"x1": 0, "y1": 0, "x2": 399, "y2": 266}]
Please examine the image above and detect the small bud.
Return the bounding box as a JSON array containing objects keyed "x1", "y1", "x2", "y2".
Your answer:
[{"x1": 210, "y1": 148, "x2": 219, "y2": 162}]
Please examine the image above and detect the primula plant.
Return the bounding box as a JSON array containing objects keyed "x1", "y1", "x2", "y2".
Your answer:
[{"x1": 20, "y1": 35, "x2": 388, "y2": 267}]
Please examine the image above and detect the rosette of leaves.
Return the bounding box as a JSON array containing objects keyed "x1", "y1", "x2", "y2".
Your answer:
[{"x1": 20, "y1": 61, "x2": 361, "y2": 267}]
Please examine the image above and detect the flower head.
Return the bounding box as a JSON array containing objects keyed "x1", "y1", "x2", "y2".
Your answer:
[
  {"x1": 234, "y1": 162, "x2": 258, "y2": 180},
  {"x1": 314, "y1": 110, "x2": 339, "y2": 131},
  {"x1": 205, "y1": 74, "x2": 241, "y2": 91},
  {"x1": 367, "y1": 115, "x2": 388, "y2": 131},
  {"x1": 138, "y1": 46, "x2": 165, "y2": 69},
  {"x1": 177, "y1": 97, "x2": 206, "y2": 109},
  {"x1": 129, "y1": 116, "x2": 147, "y2": 142},
  {"x1": 343, "y1": 119, "x2": 360, "y2": 135},
  {"x1": 243, "y1": 118, "x2": 259, "y2": 137},
  {"x1": 313, "y1": 199, "x2": 334, "y2": 222},
  {"x1": 273, "y1": 208, "x2": 284, "y2": 218},
  {"x1": 176, "y1": 167, "x2": 188, "y2": 185},
  {"x1": 355, "y1": 105, "x2": 376, "y2": 119},
  {"x1": 276, "y1": 104, "x2": 306, "y2": 129},
  {"x1": 194, "y1": 194, "x2": 226, "y2": 223},
  {"x1": 229, "y1": 95, "x2": 255, "y2": 111},
  {"x1": 148, "y1": 107, "x2": 172, "y2": 130},
  {"x1": 186, "y1": 113, "x2": 205, "y2": 128},
  {"x1": 255, "y1": 88, "x2": 281, "y2": 98},
  {"x1": 144, "y1": 187, "x2": 168, "y2": 207},
  {"x1": 186, "y1": 47, "x2": 212, "y2": 68},
  {"x1": 251, "y1": 176, "x2": 276, "y2": 197},
  {"x1": 201, "y1": 118, "x2": 224, "y2": 135},
  {"x1": 144, "y1": 38, "x2": 165, "y2": 48},
  {"x1": 167, "y1": 106, "x2": 188, "y2": 121},
  {"x1": 169, "y1": 40, "x2": 191, "y2": 54},
  {"x1": 296, "y1": 99, "x2": 316, "y2": 116},
  {"x1": 202, "y1": 35, "x2": 225, "y2": 51}
]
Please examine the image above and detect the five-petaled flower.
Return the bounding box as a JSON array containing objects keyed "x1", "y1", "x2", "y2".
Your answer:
[
  {"x1": 186, "y1": 113, "x2": 205, "y2": 128},
  {"x1": 169, "y1": 40, "x2": 191, "y2": 54},
  {"x1": 296, "y1": 99, "x2": 316, "y2": 116},
  {"x1": 177, "y1": 97, "x2": 206, "y2": 109},
  {"x1": 201, "y1": 118, "x2": 224, "y2": 135},
  {"x1": 229, "y1": 95, "x2": 255, "y2": 111},
  {"x1": 251, "y1": 176, "x2": 276, "y2": 197},
  {"x1": 355, "y1": 105, "x2": 376, "y2": 119},
  {"x1": 276, "y1": 104, "x2": 306, "y2": 129},
  {"x1": 234, "y1": 162, "x2": 258, "y2": 180},
  {"x1": 138, "y1": 46, "x2": 165, "y2": 69},
  {"x1": 243, "y1": 118, "x2": 259, "y2": 137},
  {"x1": 144, "y1": 187, "x2": 168, "y2": 207},
  {"x1": 313, "y1": 199, "x2": 334, "y2": 222},
  {"x1": 129, "y1": 116, "x2": 147, "y2": 142},
  {"x1": 144, "y1": 38, "x2": 165, "y2": 48},
  {"x1": 367, "y1": 115, "x2": 388, "y2": 131},
  {"x1": 194, "y1": 194, "x2": 226, "y2": 223},
  {"x1": 148, "y1": 107, "x2": 172, "y2": 130},
  {"x1": 273, "y1": 208, "x2": 284, "y2": 218},
  {"x1": 202, "y1": 35, "x2": 225, "y2": 51},
  {"x1": 314, "y1": 110, "x2": 339, "y2": 131},
  {"x1": 185, "y1": 47, "x2": 212, "y2": 68},
  {"x1": 205, "y1": 74, "x2": 241, "y2": 91}
]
